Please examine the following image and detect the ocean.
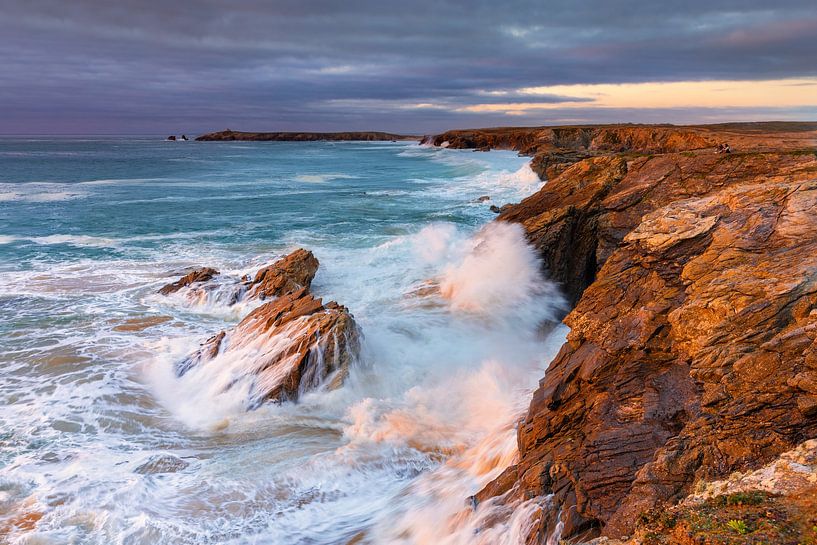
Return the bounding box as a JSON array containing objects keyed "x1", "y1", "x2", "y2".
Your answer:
[{"x1": 0, "y1": 137, "x2": 566, "y2": 544}]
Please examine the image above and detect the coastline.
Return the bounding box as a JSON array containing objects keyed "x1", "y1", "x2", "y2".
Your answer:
[
  {"x1": 3, "y1": 126, "x2": 816, "y2": 544},
  {"x1": 420, "y1": 121, "x2": 817, "y2": 543}
]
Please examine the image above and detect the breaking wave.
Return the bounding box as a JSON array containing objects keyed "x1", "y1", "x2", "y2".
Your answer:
[{"x1": 0, "y1": 138, "x2": 563, "y2": 545}]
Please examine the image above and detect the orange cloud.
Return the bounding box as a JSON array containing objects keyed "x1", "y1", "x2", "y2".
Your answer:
[{"x1": 458, "y1": 78, "x2": 817, "y2": 114}]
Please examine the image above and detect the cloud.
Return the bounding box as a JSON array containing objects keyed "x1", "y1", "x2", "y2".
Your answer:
[
  {"x1": 1, "y1": 0, "x2": 816, "y2": 133},
  {"x1": 455, "y1": 78, "x2": 817, "y2": 114}
]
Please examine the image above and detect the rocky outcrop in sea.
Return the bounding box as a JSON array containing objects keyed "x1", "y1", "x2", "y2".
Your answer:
[{"x1": 159, "y1": 249, "x2": 359, "y2": 408}]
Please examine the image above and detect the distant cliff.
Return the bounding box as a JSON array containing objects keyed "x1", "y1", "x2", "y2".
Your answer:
[
  {"x1": 426, "y1": 122, "x2": 817, "y2": 182},
  {"x1": 428, "y1": 122, "x2": 817, "y2": 544},
  {"x1": 195, "y1": 129, "x2": 417, "y2": 141}
]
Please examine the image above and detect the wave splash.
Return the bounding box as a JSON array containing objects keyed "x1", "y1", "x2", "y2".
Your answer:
[
  {"x1": 338, "y1": 222, "x2": 565, "y2": 544},
  {"x1": 0, "y1": 140, "x2": 565, "y2": 545},
  {"x1": 440, "y1": 222, "x2": 548, "y2": 315},
  {"x1": 137, "y1": 219, "x2": 565, "y2": 544}
]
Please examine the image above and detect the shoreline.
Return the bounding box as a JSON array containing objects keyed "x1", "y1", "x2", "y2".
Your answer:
[
  {"x1": 421, "y1": 121, "x2": 817, "y2": 543},
  {"x1": 2, "y1": 126, "x2": 816, "y2": 544}
]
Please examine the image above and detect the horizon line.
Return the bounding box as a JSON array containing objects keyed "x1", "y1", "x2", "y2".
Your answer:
[{"x1": 3, "y1": 119, "x2": 817, "y2": 138}]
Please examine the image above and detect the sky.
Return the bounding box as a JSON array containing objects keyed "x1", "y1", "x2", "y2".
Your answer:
[{"x1": 2, "y1": 0, "x2": 817, "y2": 134}]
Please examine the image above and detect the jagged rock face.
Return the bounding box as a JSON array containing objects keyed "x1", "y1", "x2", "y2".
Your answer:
[
  {"x1": 422, "y1": 124, "x2": 817, "y2": 542},
  {"x1": 614, "y1": 440, "x2": 817, "y2": 545},
  {"x1": 426, "y1": 126, "x2": 715, "y2": 156},
  {"x1": 443, "y1": 145, "x2": 817, "y2": 542},
  {"x1": 158, "y1": 267, "x2": 219, "y2": 295},
  {"x1": 163, "y1": 249, "x2": 358, "y2": 407},
  {"x1": 428, "y1": 123, "x2": 817, "y2": 187},
  {"x1": 486, "y1": 149, "x2": 817, "y2": 543},
  {"x1": 500, "y1": 155, "x2": 628, "y2": 306},
  {"x1": 500, "y1": 152, "x2": 817, "y2": 306},
  {"x1": 428, "y1": 123, "x2": 817, "y2": 157},
  {"x1": 246, "y1": 248, "x2": 319, "y2": 300},
  {"x1": 176, "y1": 287, "x2": 359, "y2": 406},
  {"x1": 685, "y1": 439, "x2": 817, "y2": 502}
]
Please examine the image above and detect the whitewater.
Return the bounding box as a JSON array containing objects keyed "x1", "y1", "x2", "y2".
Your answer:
[{"x1": 0, "y1": 137, "x2": 567, "y2": 544}]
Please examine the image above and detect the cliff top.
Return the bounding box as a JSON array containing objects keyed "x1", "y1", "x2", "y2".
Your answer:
[{"x1": 424, "y1": 121, "x2": 817, "y2": 156}]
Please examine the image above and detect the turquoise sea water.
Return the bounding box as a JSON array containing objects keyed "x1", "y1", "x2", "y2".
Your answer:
[{"x1": 0, "y1": 137, "x2": 566, "y2": 544}]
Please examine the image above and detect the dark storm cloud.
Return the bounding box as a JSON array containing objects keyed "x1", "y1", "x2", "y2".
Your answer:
[{"x1": 1, "y1": 0, "x2": 816, "y2": 133}]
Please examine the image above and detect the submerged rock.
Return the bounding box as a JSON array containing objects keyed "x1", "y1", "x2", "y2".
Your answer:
[
  {"x1": 134, "y1": 454, "x2": 189, "y2": 474},
  {"x1": 112, "y1": 315, "x2": 172, "y2": 332},
  {"x1": 177, "y1": 287, "x2": 359, "y2": 406}
]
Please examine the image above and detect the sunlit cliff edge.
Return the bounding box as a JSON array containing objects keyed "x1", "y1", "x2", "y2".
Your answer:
[{"x1": 426, "y1": 122, "x2": 817, "y2": 544}]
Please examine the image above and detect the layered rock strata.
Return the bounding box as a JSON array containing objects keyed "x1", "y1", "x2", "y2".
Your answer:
[
  {"x1": 426, "y1": 123, "x2": 817, "y2": 543},
  {"x1": 427, "y1": 122, "x2": 817, "y2": 180}
]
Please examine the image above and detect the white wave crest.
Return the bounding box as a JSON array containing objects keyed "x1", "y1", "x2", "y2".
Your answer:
[
  {"x1": 32, "y1": 234, "x2": 120, "y2": 248},
  {"x1": 294, "y1": 173, "x2": 358, "y2": 183},
  {"x1": 0, "y1": 182, "x2": 86, "y2": 202}
]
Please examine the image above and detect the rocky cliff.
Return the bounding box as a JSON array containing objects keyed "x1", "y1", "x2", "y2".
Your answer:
[
  {"x1": 429, "y1": 122, "x2": 817, "y2": 180},
  {"x1": 430, "y1": 123, "x2": 817, "y2": 543},
  {"x1": 195, "y1": 129, "x2": 415, "y2": 141}
]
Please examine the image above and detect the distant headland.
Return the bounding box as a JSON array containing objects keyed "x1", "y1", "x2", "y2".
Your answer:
[{"x1": 194, "y1": 129, "x2": 417, "y2": 141}]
